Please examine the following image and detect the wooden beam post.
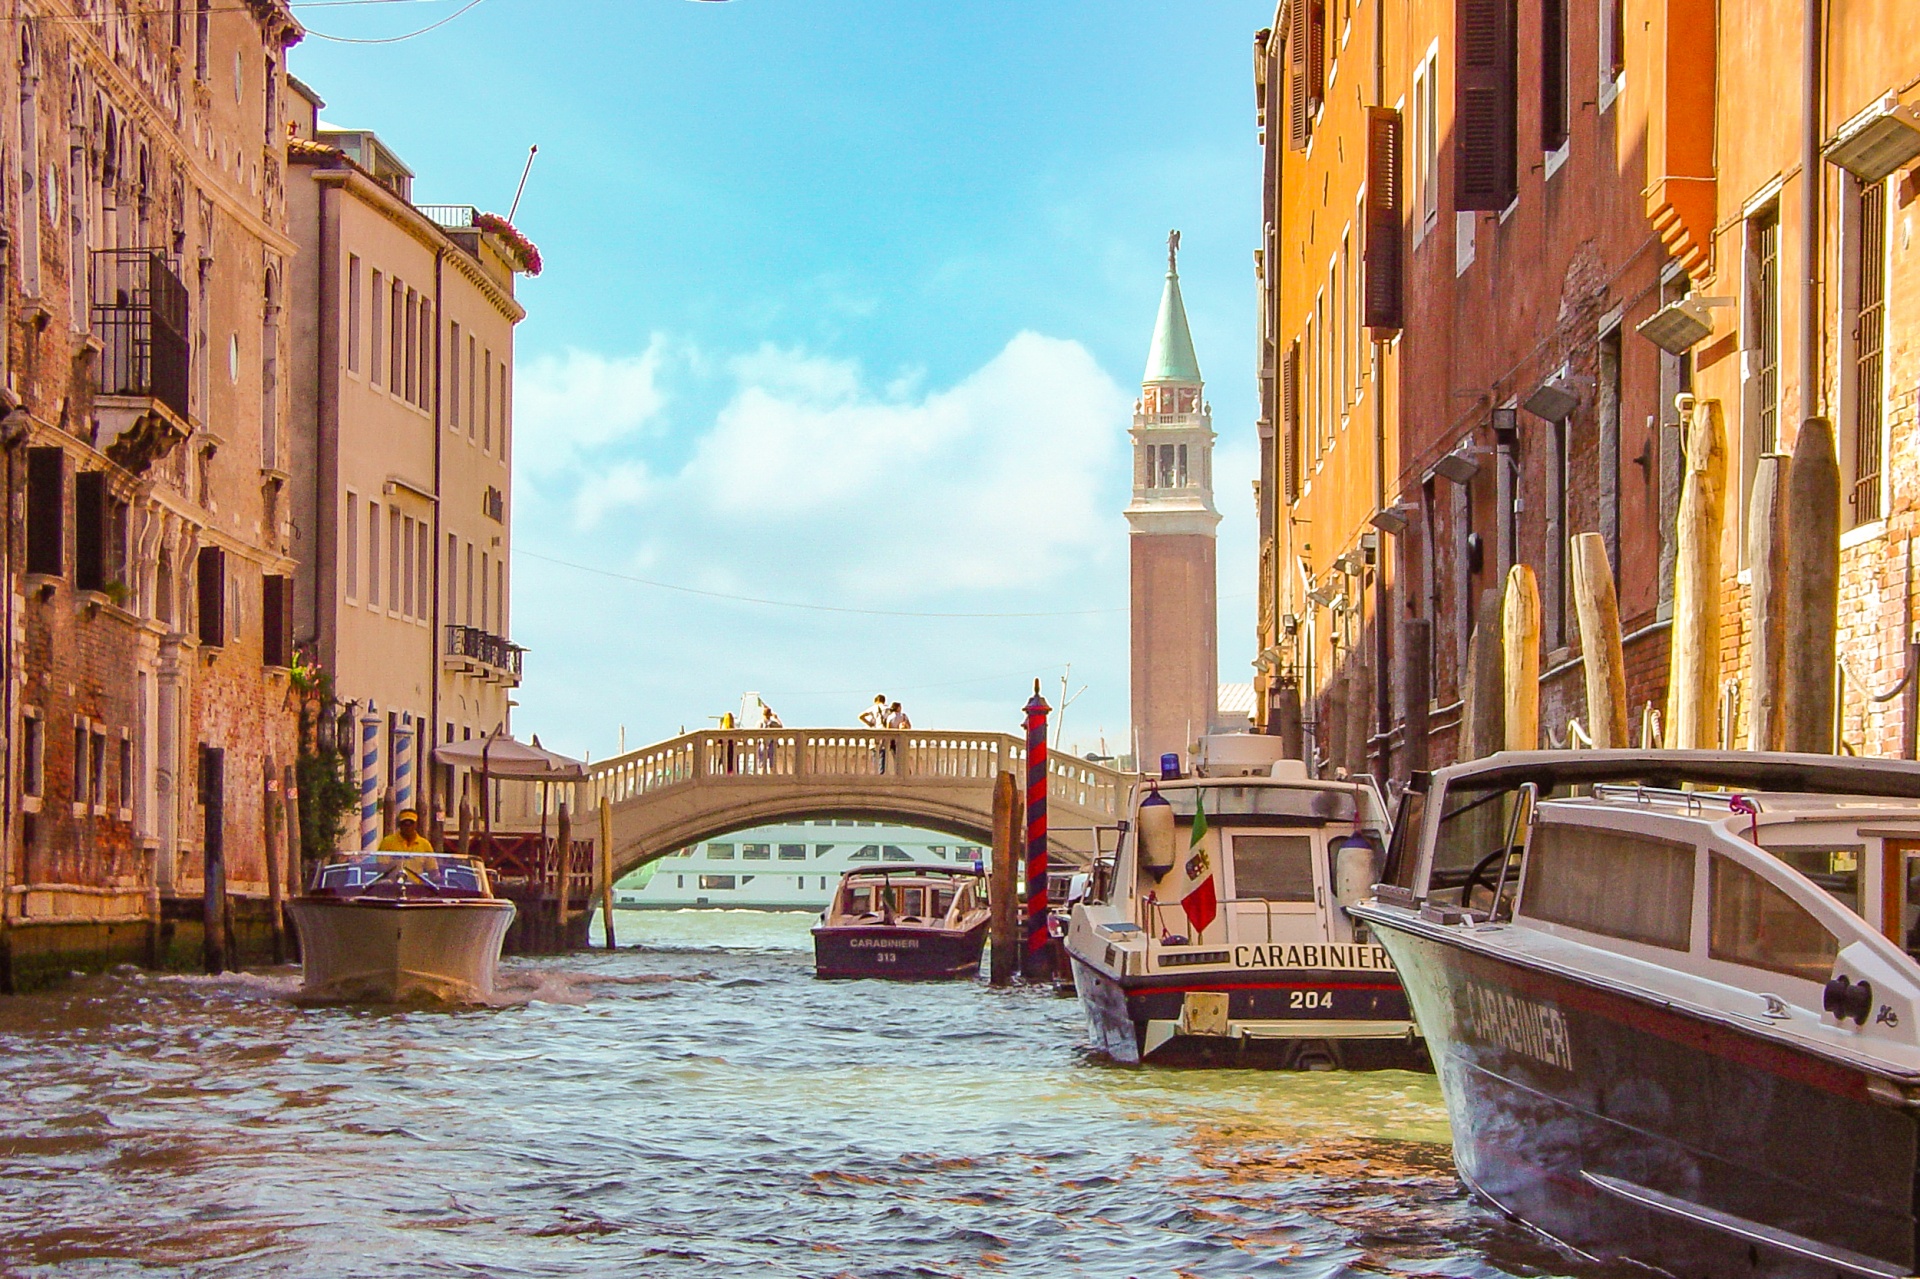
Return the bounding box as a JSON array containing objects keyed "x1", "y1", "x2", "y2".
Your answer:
[
  {"x1": 264, "y1": 758, "x2": 286, "y2": 964},
  {"x1": 1503, "y1": 565, "x2": 1542, "y2": 752},
  {"x1": 1747, "y1": 452, "x2": 1788, "y2": 750},
  {"x1": 1570, "y1": 532, "x2": 1629, "y2": 748},
  {"x1": 1325, "y1": 674, "x2": 1349, "y2": 777},
  {"x1": 599, "y1": 796, "x2": 617, "y2": 950},
  {"x1": 1463, "y1": 589, "x2": 1505, "y2": 760},
  {"x1": 1401, "y1": 618, "x2": 1431, "y2": 778},
  {"x1": 1783, "y1": 416, "x2": 1841, "y2": 753},
  {"x1": 989, "y1": 769, "x2": 1020, "y2": 987},
  {"x1": 1274, "y1": 679, "x2": 1303, "y2": 760},
  {"x1": 282, "y1": 764, "x2": 303, "y2": 962},
  {"x1": 1665, "y1": 395, "x2": 1726, "y2": 748},
  {"x1": 554, "y1": 800, "x2": 572, "y2": 948}
]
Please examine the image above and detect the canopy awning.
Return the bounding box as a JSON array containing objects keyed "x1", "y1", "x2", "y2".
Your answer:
[{"x1": 433, "y1": 729, "x2": 586, "y2": 780}]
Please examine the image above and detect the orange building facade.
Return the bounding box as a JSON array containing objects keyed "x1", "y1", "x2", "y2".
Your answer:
[{"x1": 1253, "y1": 0, "x2": 1920, "y2": 773}]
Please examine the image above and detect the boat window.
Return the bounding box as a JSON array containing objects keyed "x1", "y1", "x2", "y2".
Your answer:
[
  {"x1": 431, "y1": 862, "x2": 486, "y2": 894},
  {"x1": 850, "y1": 846, "x2": 880, "y2": 861},
  {"x1": 814, "y1": 844, "x2": 835, "y2": 858},
  {"x1": 932, "y1": 887, "x2": 956, "y2": 917},
  {"x1": 927, "y1": 846, "x2": 947, "y2": 859},
  {"x1": 1380, "y1": 786, "x2": 1426, "y2": 889},
  {"x1": 1230, "y1": 835, "x2": 1316, "y2": 902},
  {"x1": 882, "y1": 846, "x2": 912, "y2": 862},
  {"x1": 708, "y1": 843, "x2": 735, "y2": 860},
  {"x1": 1157, "y1": 786, "x2": 1365, "y2": 823},
  {"x1": 778, "y1": 844, "x2": 806, "y2": 860},
  {"x1": 1520, "y1": 823, "x2": 1693, "y2": 950},
  {"x1": 1762, "y1": 844, "x2": 1861, "y2": 916},
  {"x1": 897, "y1": 888, "x2": 926, "y2": 917},
  {"x1": 1709, "y1": 853, "x2": 1839, "y2": 982},
  {"x1": 1429, "y1": 782, "x2": 1521, "y2": 901},
  {"x1": 743, "y1": 843, "x2": 771, "y2": 860},
  {"x1": 698, "y1": 874, "x2": 736, "y2": 891}
]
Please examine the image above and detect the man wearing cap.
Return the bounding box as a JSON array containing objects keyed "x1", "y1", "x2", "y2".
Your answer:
[{"x1": 378, "y1": 808, "x2": 436, "y2": 854}]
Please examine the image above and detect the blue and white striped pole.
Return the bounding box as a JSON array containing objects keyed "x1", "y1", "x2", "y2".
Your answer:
[
  {"x1": 393, "y1": 719, "x2": 415, "y2": 819},
  {"x1": 359, "y1": 710, "x2": 381, "y2": 850}
]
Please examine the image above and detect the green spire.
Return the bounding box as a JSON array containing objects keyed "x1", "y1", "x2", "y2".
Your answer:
[{"x1": 1143, "y1": 231, "x2": 1201, "y2": 385}]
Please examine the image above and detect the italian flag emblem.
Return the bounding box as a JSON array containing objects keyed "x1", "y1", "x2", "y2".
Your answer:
[{"x1": 1179, "y1": 795, "x2": 1217, "y2": 933}]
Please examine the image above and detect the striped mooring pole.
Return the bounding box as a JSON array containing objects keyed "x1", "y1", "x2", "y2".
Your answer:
[
  {"x1": 1022, "y1": 680, "x2": 1052, "y2": 982},
  {"x1": 393, "y1": 719, "x2": 415, "y2": 818},
  {"x1": 359, "y1": 710, "x2": 381, "y2": 851}
]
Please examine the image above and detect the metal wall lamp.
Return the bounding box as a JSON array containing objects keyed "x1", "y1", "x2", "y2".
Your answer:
[
  {"x1": 1369, "y1": 502, "x2": 1415, "y2": 534},
  {"x1": 1522, "y1": 378, "x2": 1581, "y2": 422},
  {"x1": 1637, "y1": 296, "x2": 1734, "y2": 355},
  {"x1": 1432, "y1": 448, "x2": 1480, "y2": 485}
]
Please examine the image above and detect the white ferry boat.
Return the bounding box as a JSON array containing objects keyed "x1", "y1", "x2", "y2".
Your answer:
[{"x1": 613, "y1": 819, "x2": 989, "y2": 911}]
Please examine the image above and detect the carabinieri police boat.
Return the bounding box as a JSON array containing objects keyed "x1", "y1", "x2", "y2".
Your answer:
[
  {"x1": 1351, "y1": 750, "x2": 1920, "y2": 1279},
  {"x1": 1064, "y1": 736, "x2": 1423, "y2": 1068}
]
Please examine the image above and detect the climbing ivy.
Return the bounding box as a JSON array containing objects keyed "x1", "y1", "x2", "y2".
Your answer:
[{"x1": 291, "y1": 654, "x2": 359, "y2": 866}]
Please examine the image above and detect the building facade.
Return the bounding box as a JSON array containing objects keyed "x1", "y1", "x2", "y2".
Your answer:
[
  {"x1": 284, "y1": 83, "x2": 530, "y2": 850},
  {"x1": 1253, "y1": 0, "x2": 1920, "y2": 774},
  {"x1": 0, "y1": 0, "x2": 305, "y2": 988},
  {"x1": 1128, "y1": 237, "x2": 1222, "y2": 770}
]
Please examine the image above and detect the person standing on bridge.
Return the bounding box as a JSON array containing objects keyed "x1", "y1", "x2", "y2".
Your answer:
[
  {"x1": 885, "y1": 701, "x2": 910, "y2": 773},
  {"x1": 861, "y1": 695, "x2": 888, "y2": 772},
  {"x1": 758, "y1": 703, "x2": 783, "y2": 772}
]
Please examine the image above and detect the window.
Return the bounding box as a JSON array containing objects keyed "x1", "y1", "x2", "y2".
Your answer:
[
  {"x1": 26, "y1": 447, "x2": 63, "y2": 577},
  {"x1": 195, "y1": 0, "x2": 209, "y2": 80},
  {"x1": 850, "y1": 845, "x2": 880, "y2": 861},
  {"x1": 1597, "y1": 325, "x2": 1623, "y2": 575},
  {"x1": 448, "y1": 323, "x2": 460, "y2": 426},
  {"x1": 389, "y1": 509, "x2": 402, "y2": 612},
  {"x1": 369, "y1": 271, "x2": 384, "y2": 386},
  {"x1": 389, "y1": 280, "x2": 403, "y2": 391},
  {"x1": 1455, "y1": 0, "x2": 1518, "y2": 210},
  {"x1": 1282, "y1": 340, "x2": 1301, "y2": 500},
  {"x1": 418, "y1": 301, "x2": 433, "y2": 410},
  {"x1": 366, "y1": 502, "x2": 381, "y2": 604},
  {"x1": 1846, "y1": 179, "x2": 1887, "y2": 527},
  {"x1": 22, "y1": 713, "x2": 43, "y2": 799},
  {"x1": 403, "y1": 289, "x2": 417, "y2": 404},
  {"x1": 90, "y1": 730, "x2": 106, "y2": 812},
  {"x1": 262, "y1": 270, "x2": 280, "y2": 471},
  {"x1": 346, "y1": 256, "x2": 361, "y2": 373},
  {"x1": 496, "y1": 559, "x2": 505, "y2": 634},
  {"x1": 418, "y1": 522, "x2": 431, "y2": 620},
  {"x1": 73, "y1": 724, "x2": 89, "y2": 806},
  {"x1": 1521, "y1": 823, "x2": 1693, "y2": 948},
  {"x1": 815, "y1": 844, "x2": 835, "y2": 858},
  {"x1": 17, "y1": 34, "x2": 40, "y2": 299},
  {"x1": 401, "y1": 517, "x2": 415, "y2": 618},
  {"x1": 698, "y1": 875, "x2": 736, "y2": 891},
  {"x1": 743, "y1": 843, "x2": 771, "y2": 860},
  {"x1": 1230, "y1": 834, "x2": 1316, "y2": 901},
  {"x1": 74, "y1": 471, "x2": 107, "y2": 592},
  {"x1": 466, "y1": 335, "x2": 477, "y2": 437},
  {"x1": 1364, "y1": 107, "x2": 1404, "y2": 332},
  {"x1": 1547, "y1": 417, "x2": 1569, "y2": 646},
  {"x1": 196, "y1": 547, "x2": 225, "y2": 647},
  {"x1": 119, "y1": 736, "x2": 133, "y2": 815},
  {"x1": 1748, "y1": 204, "x2": 1782, "y2": 453},
  {"x1": 464, "y1": 543, "x2": 475, "y2": 625},
  {"x1": 263, "y1": 575, "x2": 291, "y2": 667},
  {"x1": 1709, "y1": 853, "x2": 1837, "y2": 982},
  {"x1": 1541, "y1": 0, "x2": 1569, "y2": 153},
  {"x1": 447, "y1": 533, "x2": 458, "y2": 620},
  {"x1": 499, "y1": 363, "x2": 510, "y2": 458},
  {"x1": 1599, "y1": 0, "x2": 1626, "y2": 103},
  {"x1": 707, "y1": 843, "x2": 734, "y2": 860},
  {"x1": 1766, "y1": 844, "x2": 1861, "y2": 915},
  {"x1": 482, "y1": 349, "x2": 493, "y2": 451},
  {"x1": 344, "y1": 494, "x2": 359, "y2": 600},
  {"x1": 480, "y1": 551, "x2": 489, "y2": 629},
  {"x1": 779, "y1": 844, "x2": 806, "y2": 860},
  {"x1": 1413, "y1": 47, "x2": 1440, "y2": 237}
]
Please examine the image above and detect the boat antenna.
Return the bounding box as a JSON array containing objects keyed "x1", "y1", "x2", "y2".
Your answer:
[{"x1": 507, "y1": 144, "x2": 538, "y2": 223}]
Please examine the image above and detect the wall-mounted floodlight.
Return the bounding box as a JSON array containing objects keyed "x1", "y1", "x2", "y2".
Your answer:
[
  {"x1": 1523, "y1": 378, "x2": 1580, "y2": 422},
  {"x1": 1825, "y1": 95, "x2": 1920, "y2": 183},
  {"x1": 1279, "y1": 613, "x2": 1300, "y2": 635},
  {"x1": 1369, "y1": 503, "x2": 1414, "y2": 535},
  {"x1": 1307, "y1": 584, "x2": 1343, "y2": 609},
  {"x1": 1636, "y1": 296, "x2": 1735, "y2": 355},
  {"x1": 1333, "y1": 551, "x2": 1364, "y2": 576},
  {"x1": 1432, "y1": 448, "x2": 1479, "y2": 485}
]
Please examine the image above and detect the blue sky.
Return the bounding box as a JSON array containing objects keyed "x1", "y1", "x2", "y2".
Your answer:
[{"x1": 291, "y1": 0, "x2": 1272, "y2": 760}]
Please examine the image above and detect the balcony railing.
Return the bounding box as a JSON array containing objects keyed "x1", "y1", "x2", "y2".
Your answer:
[
  {"x1": 92, "y1": 249, "x2": 190, "y2": 423},
  {"x1": 445, "y1": 624, "x2": 524, "y2": 679},
  {"x1": 418, "y1": 204, "x2": 477, "y2": 231}
]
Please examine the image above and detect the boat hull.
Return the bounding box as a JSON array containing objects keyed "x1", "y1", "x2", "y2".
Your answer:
[
  {"x1": 287, "y1": 898, "x2": 516, "y2": 1003},
  {"x1": 1367, "y1": 915, "x2": 1920, "y2": 1279},
  {"x1": 1068, "y1": 951, "x2": 1427, "y2": 1069},
  {"x1": 812, "y1": 920, "x2": 987, "y2": 979}
]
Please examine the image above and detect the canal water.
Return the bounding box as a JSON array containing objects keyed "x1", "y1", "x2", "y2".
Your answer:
[{"x1": 0, "y1": 911, "x2": 1587, "y2": 1278}]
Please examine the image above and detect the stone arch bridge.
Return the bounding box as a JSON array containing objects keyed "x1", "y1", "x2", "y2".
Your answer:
[{"x1": 575, "y1": 729, "x2": 1134, "y2": 882}]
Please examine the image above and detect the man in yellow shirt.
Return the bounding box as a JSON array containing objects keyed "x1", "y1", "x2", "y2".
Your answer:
[{"x1": 377, "y1": 808, "x2": 436, "y2": 854}]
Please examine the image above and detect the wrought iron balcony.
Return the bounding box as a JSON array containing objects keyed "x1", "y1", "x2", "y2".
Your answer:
[
  {"x1": 444, "y1": 623, "x2": 524, "y2": 681},
  {"x1": 92, "y1": 249, "x2": 190, "y2": 423}
]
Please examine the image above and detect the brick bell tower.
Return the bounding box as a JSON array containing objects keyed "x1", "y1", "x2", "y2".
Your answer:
[{"x1": 1127, "y1": 231, "x2": 1220, "y2": 771}]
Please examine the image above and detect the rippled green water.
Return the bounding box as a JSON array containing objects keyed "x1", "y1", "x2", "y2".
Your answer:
[{"x1": 0, "y1": 910, "x2": 1585, "y2": 1277}]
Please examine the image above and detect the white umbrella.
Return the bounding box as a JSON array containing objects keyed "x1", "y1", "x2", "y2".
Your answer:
[{"x1": 434, "y1": 729, "x2": 586, "y2": 779}]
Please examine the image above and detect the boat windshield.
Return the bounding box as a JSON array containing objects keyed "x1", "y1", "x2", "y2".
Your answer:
[
  {"x1": 312, "y1": 854, "x2": 490, "y2": 898},
  {"x1": 1152, "y1": 784, "x2": 1367, "y2": 824}
]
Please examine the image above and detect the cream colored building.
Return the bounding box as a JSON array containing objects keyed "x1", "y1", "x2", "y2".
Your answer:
[{"x1": 284, "y1": 81, "x2": 531, "y2": 847}]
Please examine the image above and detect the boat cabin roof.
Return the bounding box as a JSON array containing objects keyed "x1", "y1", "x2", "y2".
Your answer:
[
  {"x1": 1137, "y1": 776, "x2": 1387, "y2": 827},
  {"x1": 836, "y1": 863, "x2": 983, "y2": 883},
  {"x1": 1419, "y1": 749, "x2": 1920, "y2": 800}
]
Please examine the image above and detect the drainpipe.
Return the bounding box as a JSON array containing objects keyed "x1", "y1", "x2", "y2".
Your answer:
[
  {"x1": 428, "y1": 245, "x2": 445, "y2": 837},
  {"x1": 1800, "y1": 0, "x2": 1823, "y2": 422}
]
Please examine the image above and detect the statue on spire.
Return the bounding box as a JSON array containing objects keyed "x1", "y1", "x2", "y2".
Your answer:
[{"x1": 1167, "y1": 229, "x2": 1181, "y2": 272}]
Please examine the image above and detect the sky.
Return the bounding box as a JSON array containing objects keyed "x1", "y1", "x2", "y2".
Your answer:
[{"x1": 290, "y1": 0, "x2": 1274, "y2": 761}]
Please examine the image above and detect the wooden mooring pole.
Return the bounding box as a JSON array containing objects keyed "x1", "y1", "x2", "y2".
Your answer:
[
  {"x1": 264, "y1": 759, "x2": 286, "y2": 964},
  {"x1": 1783, "y1": 417, "x2": 1841, "y2": 753},
  {"x1": 1570, "y1": 533, "x2": 1628, "y2": 748},
  {"x1": 283, "y1": 764, "x2": 303, "y2": 961},
  {"x1": 1747, "y1": 453, "x2": 1789, "y2": 750},
  {"x1": 1463, "y1": 589, "x2": 1505, "y2": 760},
  {"x1": 989, "y1": 769, "x2": 1020, "y2": 987},
  {"x1": 599, "y1": 796, "x2": 617, "y2": 950},
  {"x1": 1503, "y1": 565, "x2": 1542, "y2": 752},
  {"x1": 1665, "y1": 395, "x2": 1725, "y2": 748},
  {"x1": 554, "y1": 800, "x2": 573, "y2": 951},
  {"x1": 1401, "y1": 618, "x2": 1431, "y2": 778}
]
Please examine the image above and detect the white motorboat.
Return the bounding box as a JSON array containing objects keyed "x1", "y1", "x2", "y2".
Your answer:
[
  {"x1": 1352, "y1": 750, "x2": 1920, "y2": 1279},
  {"x1": 287, "y1": 852, "x2": 516, "y2": 1003},
  {"x1": 1065, "y1": 737, "x2": 1422, "y2": 1068}
]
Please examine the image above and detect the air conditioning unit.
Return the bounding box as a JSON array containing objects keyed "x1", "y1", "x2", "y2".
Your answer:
[{"x1": 1824, "y1": 95, "x2": 1920, "y2": 184}]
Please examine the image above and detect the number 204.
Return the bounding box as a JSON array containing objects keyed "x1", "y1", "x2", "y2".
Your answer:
[{"x1": 1289, "y1": 990, "x2": 1332, "y2": 1010}]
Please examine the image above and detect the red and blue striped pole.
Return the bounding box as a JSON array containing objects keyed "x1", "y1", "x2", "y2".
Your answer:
[{"x1": 1023, "y1": 681, "x2": 1052, "y2": 981}]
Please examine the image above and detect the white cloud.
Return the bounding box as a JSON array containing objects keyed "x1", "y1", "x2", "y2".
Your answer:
[{"x1": 515, "y1": 338, "x2": 670, "y2": 474}]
